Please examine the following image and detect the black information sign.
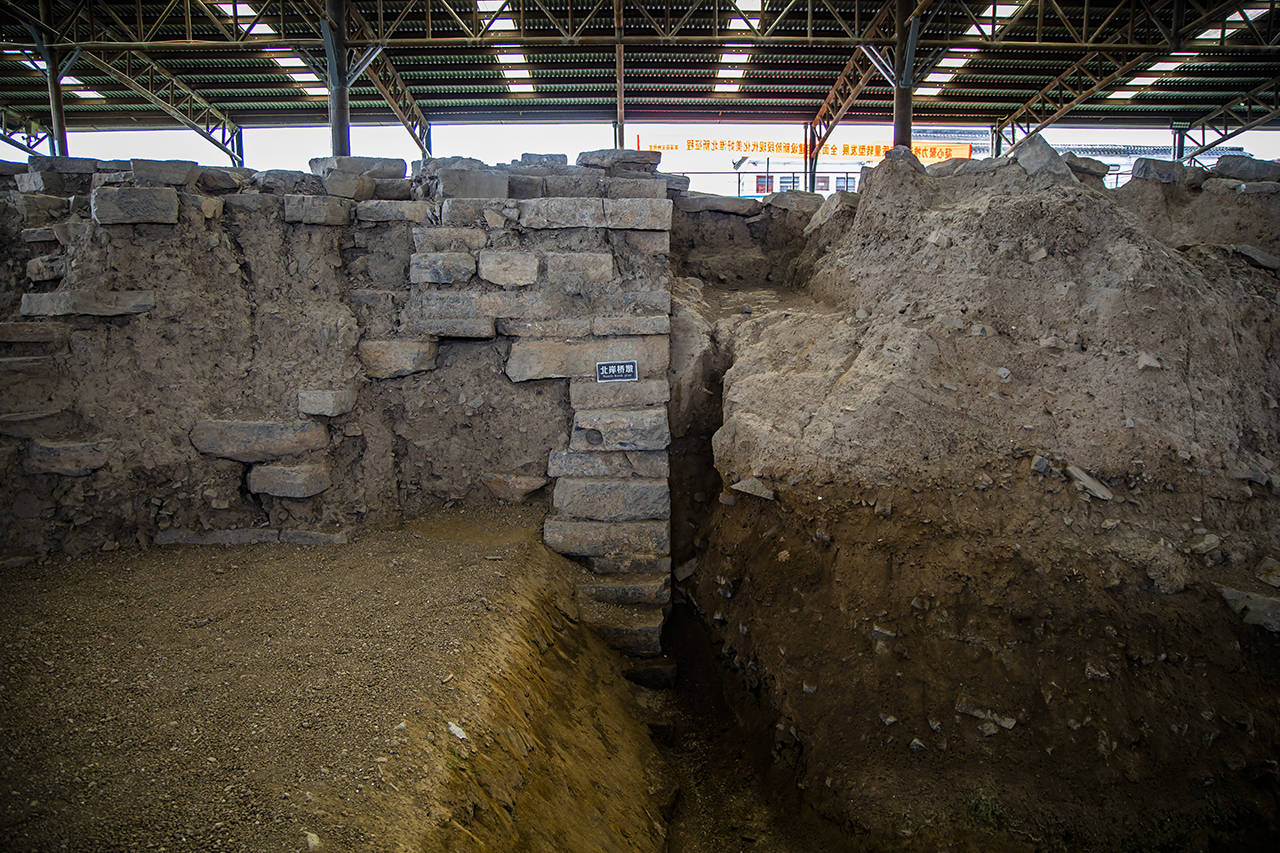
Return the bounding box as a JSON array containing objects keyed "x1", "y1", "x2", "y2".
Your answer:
[{"x1": 596, "y1": 360, "x2": 638, "y2": 383}]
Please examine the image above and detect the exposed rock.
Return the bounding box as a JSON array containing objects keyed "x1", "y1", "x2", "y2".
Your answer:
[
  {"x1": 675, "y1": 194, "x2": 762, "y2": 216},
  {"x1": 309, "y1": 156, "x2": 407, "y2": 179},
  {"x1": 552, "y1": 477, "x2": 670, "y2": 521},
  {"x1": 189, "y1": 420, "x2": 329, "y2": 462},
  {"x1": 505, "y1": 337, "x2": 669, "y2": 382},
  {"x1": 25, "y1": 439, "x2": 112, "y2": 476},
  {"x1": 576, "y1": 149, "x2": 663, "y2": 171},
  {"x1": 1065, "y1": 465, "x2": 1113, "y2": 501},
  {"x1": 1062, "y1": 152, "x2": 1110, "y2": 178},
  {"x1": 1130, "y1": 158, "x2": 1188, "y2": 184},
  {"x1": 478, "y1": 250, "x2": 538, "y2": 287},
  {"x1": 251, "y1": 170, "x2": 324, "y2": 194},
  {"x1": 283, "y1": 195, "x2": 353, "y2": 225},
  {"x1": 410, "y1": 252, "x2": 477, "y2": 284},
  {"x1": 570, "y1": 408, "x2": 671, "y2": 452},
  {"x1": 546, "y1": 450, "x2": 669, "y2": 479},
  {"x1": 1211, "y1": 154, "x2": 1280, "y2": 183},
  {"x1": 729, "y1": 476, "x2": 774, "y2": 500},
  {"x1": 478, "y1": 473, "x2": 549, "y2": 503},
  {"x1": 358, "y1": 339, "x2": 438, "y2": 378},
  {"x1": 91, "y1": 186, "x2": 179, "y2": 225},
  {"x1": 298, "y1": 389, "x2": 357, "y2": 417},
  {"x1": 130, "y1": 159, "x2": 199, "y2": 185},
  {"x1": 322, "y1": 172, "x2": 376, "y2": 200},
  {"x1": 437, "y1": 168, "x2": 509, "y2": 199},
  {"x1": 542, "y1": 518, "x2": 670, "y2": 556},
  {"x1": 21, "y1": 291, "x2": 155, "y2": 317},
  {"x1": 1011, "y1": 134, "x2": 1076, "y2": 182},
  {"x1": 1217, "y1": 586, "x2": 1280, "y2": 632},
  {"x1": 247, "y1": 462, "x2": 332, "y2": 498}
]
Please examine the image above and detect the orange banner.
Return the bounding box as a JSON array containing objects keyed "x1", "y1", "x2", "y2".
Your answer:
[{"x1": 651, "y1": 138, "x2": 971, "y2": 163}]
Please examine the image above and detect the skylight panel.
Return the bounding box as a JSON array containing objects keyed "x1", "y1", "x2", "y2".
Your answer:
[
  {"x1": 508, "y1": 82, "x2": 534, "y2": 94},
  {"x1": 713, "y1": 82, "x2": 741, "y2": 94},
  {"x1": 915, "y1": 86, "x2": 942, "y2": 96},
  {"x1": 216, "y1": 3, "x2": 276, "y2": 35},
  {"x1": 302, "y1": 86, "x2": 329, "y2": 96}
]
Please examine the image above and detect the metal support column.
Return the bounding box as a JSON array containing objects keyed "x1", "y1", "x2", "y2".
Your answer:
[
  {"x1": 805, "y1": 124, "x2": 818, "y2": 192},
  {"x1": 323, "y1": 0, "x2": 350, "y2": 157},
  {"x1": 1172, "y1": 127, "x2": 1187, "y2": 160},
  {"x1": 891, "y1": 0, "x2": 913, "y2": 149},
  {"x1": 614, "y1": 45, "x2": 625, "y2": 150},
  {"x1": 36, "y1": 0, "x2": 67, "y2": 156},
  {"x1": 991, "y1": 125, "x2": 1002, "y2": 156}
]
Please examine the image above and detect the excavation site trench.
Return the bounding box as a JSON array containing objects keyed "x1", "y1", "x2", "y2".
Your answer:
[{"x1": 3, "y1": 143, "x2": 1280, "y2": 850}]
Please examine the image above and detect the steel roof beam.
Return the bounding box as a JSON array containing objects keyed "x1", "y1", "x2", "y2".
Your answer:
[{"x1": 1183, "y1": 72, "x2": 1280, "y2": 160}]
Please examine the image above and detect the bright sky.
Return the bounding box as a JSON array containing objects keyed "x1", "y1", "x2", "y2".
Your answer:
[{"x1": 5, "y1": 121, "x2": 1278, "y2": 193}]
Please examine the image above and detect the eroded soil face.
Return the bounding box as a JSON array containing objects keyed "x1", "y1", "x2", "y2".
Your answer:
[{"x1": 0, "y1": 504, "x2": 668, "y2": 852}]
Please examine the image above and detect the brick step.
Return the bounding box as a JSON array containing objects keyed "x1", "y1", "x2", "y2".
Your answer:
[
  {"x1": 579, "y1": 599, "x2": 665, "y2": 657},
  {"x1": 578, "y1": 572, "x2": 671, "y2": 607}
]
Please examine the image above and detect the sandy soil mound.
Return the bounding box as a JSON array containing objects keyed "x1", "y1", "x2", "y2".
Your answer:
[{"x1": 693, "y1": 151, "x2": 1280, "y2": 846}]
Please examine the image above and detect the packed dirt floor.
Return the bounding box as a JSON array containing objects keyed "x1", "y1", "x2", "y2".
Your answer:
[{"x1": 1, "y1": 502, "x2": 866, "y2": 852}]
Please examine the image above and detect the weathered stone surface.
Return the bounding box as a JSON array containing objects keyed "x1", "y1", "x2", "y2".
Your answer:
[
  {"x1": 497, "y1": 318, "x2": 591, "y2": 337},
  {"x1": 16, "y1": 171, "x2": 64, "y2": 194},
  {"x1": 438, "y1": 168, "x2": 509, "y2": 199},
  {"x1": 411, "y1": 156, "x2": 487, "y2": 178},
  {"x1": 28, "y1": 155, "x2": 97, "y2": 173},
  {"x1": 358, "y1": 339, "x2": 438, "y2": 378},
  {"x1": 323, "y1": 171, "x2": 376, "y2": 200},
  {"x1": 20, "y1": 291, "x2": 155, "y2": 317},
  {"x1": 51, "y1": 222, "x2": 90, "y2": 245},
  {"x1": 553, "y1": 477, "x2": 670, "y2": 521},
  {"x1": 675, "y1": 194, "x2": 762, "y2": 215},
  {"x1": 591, "y1": 315, "x2": 669, "y2": 336},
  {"x1": 404, "y1": 317, "x2": 495, "y2": 338},
  {"x1": 584, "y1": 604, "x2": 664, "y2": 657},
  {"x1": 1011, "y1": 134, "x2": 1076, "y2": 182},
  {"x1": 373, "y1": 178, "x2": 413, "y2": 199},
  {"x1": 309, "y1": 156, "x2": 407, "y2": 179},
  {"x1": 579, "y1": 573, "x2": 671, "y2": 606},
  {"x1": 252, "y1": 170, "x2": 324, "y2": 194},
  {"x1": 25, "y1": 439, "x2": 112, "y2": 476},
  {"x1": 925, "y1": 158, "x2": 969, "y2": 178},
  {"x1": 91, "y1": 171, "x2": 130, "y2": 189},
  {"x1": 181, "y1": 193, "x2": 223, "y2": 219},
  {"x1": 547, "y1": 450, "x2": 669, "y2": 479},
  {"x1": 130, "y1": 159, "x2": 199, "y2": 185},
  {"x1": 506, "y1": 336, "x2": 669, "y2": 382},
  {"x1": 576, "y1": 149, "x2": 662, "y2": 170},
  {"x1": 441, "y1": 198, "x2": 517, "y2": 227},
  {"x1": 570, "y1": 408, "x2": 671, "y2": 452},
  {"x1": 1211, "y1": 155, "x2": 1280, "y2": 183},
  {"x1": 26, "y1": 254, "x2": 66, "y2": 281},
  {"x1": 1234, "y1": 244, "x2": 1280, "y2": 271},
  {"x1": 521, "y1": 152, "x2": 568, "y2": 167},
  {"x1": 1218, "y1": 586, "x2": 1280, "y2": 632},
  {"x1": 479, "y1": 473, "x2": 549, "y2": 502},
  {"x1": 606, "y1": 178, "x2": 669, "y2": 199},
  {"x1": 406, "y1": 290, "x2": 553, "y2": 322},
  {"x1": 409, "y1": 252, "x2": 476, "y2": 284},
  {"x1": 155, "y1": 528, "x2": 280, "y2": 546},
  {"x1": 91, "y1": 186, "x2": 179, "y2": 225},
  {"x1": 478, "y1": 250, "x2": 539, "y2": 287},
  {"x1": 190, "y1": 420, "x2": 328, "y2": 462},
  {"x1": 1062, "y1": 152, "x2": 1110, "y2": 178},
  {"x1": 247, "y1": 462, "x2": 332, "y2": 498},
  {"x1": 543, "y1": 518, "x2": 670, "y2": 556},
  {"x1": 356, "y1": 200, "x2": 431, "y2": 222},
  {"x1": 517, "y1": 197, "x2": 606, "y2": 229},
  {"x1": 603, "y1": 197, "x2": 673, "y2": 230},
  {"x1": 20, "y1": 227, "x2": 56, "y2": 244},
  {"x1": 223, "y1": 194, "x2": 283, "y2": 216},
  {"x1": 198, "y1": 167, "x2": 248, "y2": 193},
  {"x1": 1131, "y1": 158, "x2": 1187, "y2": 183},
  {"x1": 731, "y1": 476, "x2": 775, "y2": 500},
  {"x1": 568, "y1": 377, "x2": 669, "y2": 409},
  {"x1": 16, "y1": 193, "x2": 68, "y2": 226},
  {"x1": 507, "y1": 174, "x2": 545, "y2": 198},
  {"x1": 298, "y1": 388, "x2": 357, "y2": 417},
  {"x1": 658, "y1": 171, "x2": 691, "y2": 193},
  {"x1": 544, "y1": 252, "x2": 613, "y2": 283},
  {"x1": 1239, "y1": 181, "x2": 1280, "y2": 195},
  {"x1": 283, "y1": 194, "x2": 354, "y2": 225},
  {"x1": 545, "y1": 174, "x2": 608, "y2": 198},
  {"x1": 589, "y1": 555, "x2": 672, "y2": 575},
  {"x1": 280, "y1": 529, "x2": 350, "y2": 545},
  {"x1": 622, "y1": 230, "x2": 670, "y2": 254},
  {"x1": 412, "y1": 226, "x2": 487, "y2": 252}
]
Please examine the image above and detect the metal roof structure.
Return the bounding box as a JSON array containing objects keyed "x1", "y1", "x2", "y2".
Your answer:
[{"x1": 1, "y1": 1, "x2": 1278, "y2": 168}]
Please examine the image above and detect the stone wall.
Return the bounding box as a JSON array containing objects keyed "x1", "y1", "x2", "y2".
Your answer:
[{"x1": 0, "y1": 149, "x2": 679, "y2": 655}]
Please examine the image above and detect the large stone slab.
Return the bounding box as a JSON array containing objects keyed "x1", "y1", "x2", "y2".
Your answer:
[
  {"x1": 412, "y1": 226, "x2": 487, "y2": 252},
  {"x1": 478, "y1": 250, "x2": 539, "y2": 287},
  {"x1": 441, "y1": 198, "x2": 518, "y2": 227},
  {"x1": 20, "y1": 291, "x2": 155, "y2": 317},
  {"x1": 283, "y1": 194, "x2": 354, "y2": 225},
  {"x1": 298, "y1": 388, "x2": 357, "y2": 417},
  {"x1": 358, "y1": 339, "x2": 438, "y2": 378},
  {"x1": 190, "y1": 420, "x2": 329, "y2": 462},
  {"x1": 1211, "y1": 155, "x2": 1280, "y2": 183},
  {"x1": 309, "y1": 156, "x2": 407, "y2": 179},
  {"x1": 0, "y1": 322, "x2": 68, "y2": 345},
  {"x1": 91, "y1": 186, "x2": 179, "y2": 225},
  {"x1": 15, "y1": 171, "x2": 65, "y2": 194},
  {"x1": 405, "y1": 290, "x2": 554, "y2": 322},
  {"x1": 25, "y1": 439, "x2": 112, "y2": 476},
  {"x1": 16, "y1": 193, "x2": 68, "y2": 226},
  {"x1": 409, "y1": 252, "x2": 476, "y2": 284},
  {"x1": 553, "y1": 477, "x2": 670, "y2": 521},
  {"x1": 578, "y1": 574, "x2": 671, "y2": 607},
  {"x1": 155, "y1": 528, "x2": 280, "y2": 546},
  {"x1": 505, "y1": 336, "x2": 669, "y2": 382},
  {"x1": 355, "y1": 200, "x2": 431, "y2": 222},
  {"x1": 547, "y1": 450, "x2": 669, "y2": 479},
  {"x1": 405, "y1": 317, "x2": 495, "y2": 338},
  {"x1": 543, "y1": 518, "x2": 670, "y2": 556},
  {"x1": 252, "y1": 170, "x2": 324, "y2": 194},
  {"x1": 323, "y1": 172, "x2": 376, "y2": 200},
  {"x1": 248, "y1": 462, "x2": 332, "y2": 498},
  {"x1": 576, "y1": 149, "x2": 663, "y2": 170},
  {"x1": 1218, "y1": 586, "x2": 1280, "y2": 633},
  {"x1": 543, "y1": 252, "x2": 613, "y2": 284},
  {"x1": 438, "y1": 168, "x2": 509, "y2": 199},
  {"x1": 591, "y1": 316, "x2": 669, "y2": 336},
  {"x1": 570, "y1": 408, "x2": 671, "y2": 452},
  {"x1": 130, "y1": 159, "x2": 199, "y2": 185},
  {"x1": 497, "y1": 318, "x2": 592, "y2": 337},
  {"x1": 549, "y1": 449, "x2": 669, "y2": 479},
  {"x1": 28, "y1": 155, "x2": 98, "y2": 173},
  {"x1": 517, "y1": 197, "x2": 672, "y2": 230},
  {"x1": 568, "y1": 377, "x2": 669, "y2": 409},
  {"x1": 675, "y1": 194, "x2": 762, "y2": 215}
]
